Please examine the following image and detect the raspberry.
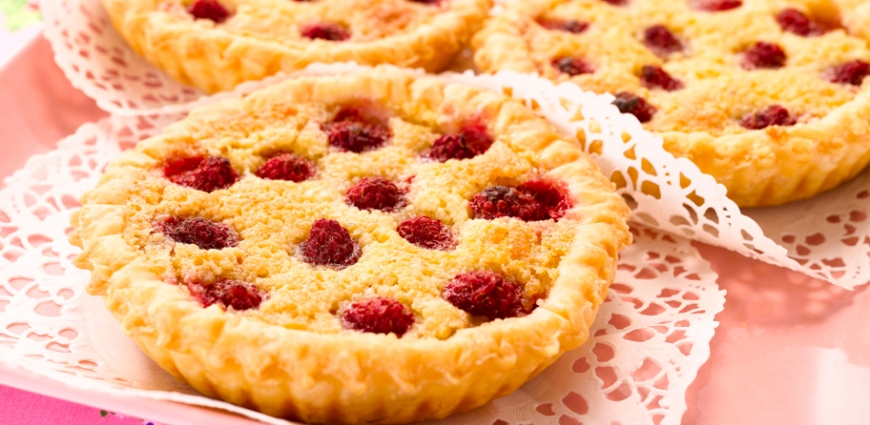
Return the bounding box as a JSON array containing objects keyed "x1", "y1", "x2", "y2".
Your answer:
[
  {"x1": 346, "y1": 177, "x2": 402, "y2": 211},
  {"x1": 740, "y1": 105, "x2": 796, "y2": 130},
  {"x1": 341, "y1": 297, "x2": 414, "y2": 336},
  {"x1": 255, "y1": 153, "x2": 315, "y2": 182},
  {"x1": 776, "y1": 8, "x2": 825, "y2": 37},
  {"x1": 398, "y1": 216, "x2": 456, "y2": 250},
  {"x1": 643, "y1": 25, "x2": 683, "y2": 57},
  {"x1": 826, "y1": 60, "x2": 870, "y2": 86},
  {"x1": 409, "y1": 0, "x2": 441, "y2": 4},
  {"x1": 300, "y1": 219, "x2": 360, "y2": 267},
  {"x1": 601, "y1": 0, "x2": 628, "y2": 5},
  {"x1": 612, "y1": 92, "x2": 656, "y2": 123},
  {"x1": 640, "y1": 65, "x2": 684, "y2": 91},
  {"x1": 425, "y1": 123, "x2": 493, "y2": 162},
  {"x1": 187, "y1": 279, "x2": 264, "y2": 310},
  {"x1": 742, "y1": 42, "x2": 787, "y2": 70},
  {"x1": 188, "y1": 0, "x2": 231, "y2": 23},
  {"x1": 163, "y1": 156, "x2": 238, "y2": 193},
  {"x1": 158, "y1": 217, "x2": 239, "y2": 250},
  {"x1": 538, "y1": 18, "x2": 589, "y2": 34},
  {"x1": 323, "y1": 108, "x2": 390, "y2": 153},
  {"x1": 300, "y1": 23, "x2": 350, "y2": 41},
  {"x1": 552, "y1": 57, "x2": 595, "y2": 76},
  {"x1": 692, "y1": 0, "x2": 742, "y2": 12},
  {"x1": 442, "y1": 271, "x2": 526, "y2": 320},
  {"x1": 469, "y1": 180, "x2": 571, "y2": 222}
]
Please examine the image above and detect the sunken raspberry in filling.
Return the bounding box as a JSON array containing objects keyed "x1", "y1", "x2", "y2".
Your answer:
[
  {"x1": 163, "y1": 156, "x2": 238, "y2": 193},
  {"x1": 442, "y1": 271, "x2": 527, "y2": 320},
  {"x1": 612, "y1": 92, "x2": 656, "y2": 123},
  {"x1": 776, "y1": 8, "x2": 825, "y2": 37},
  {"x1": 600, "y1": 0, "x2": 628, "y2": 6},
  {"x1": 323, "y1": 108, "x2": 390, "y2": 153},
  {"x1": 186, "y1": 279, "x2": 264, "y2": 310},
  {"x1": 341, "y1": 297, "x2": 415, "y2": 336},
  {"x1": 346, "y1": 177, "x2": 403, "y2": 211},
  {"x1": 398, "y1": 216, "x2": 456, "y2": 250},
  {"x1": 552, "y1": 57, "x2": 595, "y2": 76},
  {"x1": 643, "y1": 25, "x2": 683, "y2": 57},
  {"x1": 826, "y1": 60, "x2": 870, "y2": 86},
  {"x1": 742, "y1": 42, "x2": 787, "y2": 70},
  {"x1": 158, "y1": 216, "x2": 239, "y2": 250},
  {"x1": 425, "y1": 123, "x2": 494, "y2": 162},
  {"x1": 692, "y1": 0, "x2": 742, "y2": 12},
  {"x1": 537, "y1": 18, "x2": 589, "y2": 34},
  {"x1": 469, "y1": 180, "x2": 571, "y2": 222},
  {"x1": 188, "y1": 0, "x2": 231, "y2": 23},
  {"x1": 640, "y1": 65, "x2": 683, "y2": 91},
  {"x1": 256, "y1": 153, "x2": 315, "y2": 182},
  {"x1": 300, "y1": 219, "x2": 360, "y2": 267},
  {"x1": 740, "y1": 105, "x2": 796, "y2": 130},
  {"x1": 300, "y1": 23, "x2": 350, "y2": 41}
]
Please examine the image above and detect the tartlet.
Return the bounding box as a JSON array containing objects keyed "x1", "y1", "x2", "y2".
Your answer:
[
  {"x1": 101, "y1": 0, "x2": 491, "y2": 92},
  {"x1": 70, "y1": 67, "x2": 631, "y2": 424},
  {"x1": 473, "y1": 0, "x2": 870, "y2": 206}
]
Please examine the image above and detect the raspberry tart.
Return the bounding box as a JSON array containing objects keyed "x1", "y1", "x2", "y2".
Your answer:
[
  {"x1": 474, "y1": 0, "x2": 870, "y2": 206},
  {"x1": 70, "y1": 68, "x2": 631, "y2": 424},
  {"x1": 101, "y1": 0, "x2": 490, "y2": 92}
]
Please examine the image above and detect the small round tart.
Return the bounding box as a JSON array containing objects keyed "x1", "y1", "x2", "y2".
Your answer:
[
  {"x1": 473, "y1": 0, "x2": 870, "y2": 206},
  {"x1": 70, "y1": 67, "x2": 630, "y2": 424},
  {"x1": 101, "y1": 0, "x2": 491, "y2": 93}
]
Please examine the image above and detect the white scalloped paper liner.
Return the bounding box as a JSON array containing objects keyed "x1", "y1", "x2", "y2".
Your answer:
[
  {"x1": 41, "y1": 0, "x2": 870, "y2": 288},
  {"x1": 0, "y1": 115, "x2": 724, "y2": 425}
]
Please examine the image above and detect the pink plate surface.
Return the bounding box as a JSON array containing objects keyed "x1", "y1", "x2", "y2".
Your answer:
[{"x1": 2, "y1": 32, "x2": 870, "y2": 425}]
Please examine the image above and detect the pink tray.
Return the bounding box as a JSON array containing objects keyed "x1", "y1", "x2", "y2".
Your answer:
[{"x1": 2, "y1": 31, "x2": 870, "y2": 425}]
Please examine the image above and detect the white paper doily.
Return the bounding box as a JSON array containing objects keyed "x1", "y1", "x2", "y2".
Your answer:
[
  {"x1": 41, "y1": 0, "x2": 870, "y2": 289},
  {"x1": 0, "y1": 115, "x2": 724, "y2": 425}
]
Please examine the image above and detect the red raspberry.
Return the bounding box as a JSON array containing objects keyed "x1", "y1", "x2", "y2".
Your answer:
[
  {"x1": 187, "y1": 279, "x2": 264, "y2": 310},
  {"x1": 826, "y1": 60, "x2": 870, "y2": 86},
  {"x1": 742, "y1": 42, "x2": 787, "y2": 70},
  {"x1": 323, "y1": 109, "x2": 390, "y2": 153},
  {"x1": 692, "y1": 0, "x2": 742, "y2": 12},
  {"x1": 552, "y1": 57, "x2": 595, "y2": 76},
  {"x1": 346, "y1": 177, "x2": 402, "y2": 211},
  {"x1": 424, "y1": 123, "x2": 493, "y2": 162},
  {"x1": 776, "y1": 8, "x2": 825, "y2": 37},
  {"x1": 409, "y1": 0, "x2": 441, "y2": 4},
  {"x1": 158, "y1": 216, "x2": 239, "y2": 250},
  {"x1": 300, "y1": 23, "x2": 350, "y2": 41},
  {"x1": 740, "y1": 105, "x2": 796, "y2": 130},
  {"x1": 442, "y1": 271, "x2": 526, "y2": 320},
  {"x1": 398, "y1": 216, "x2": 456, "y2": 250},
  {"x1": 425, "y1": 135, "x2": 476, "y2": 162},
  {"x1": 612, "y1": 92, "x2": 656, "y2": 123},
  {"x1": 255, "y1": 153, "x2": 315, "y2": 182},
  {"x1": 601, "y1": 0, "x2": 628, "y2": 5},
  {"x1": 188, "y1": 0, "x2": 231, "y2": 23},
  {"x1": 300, "y1": 219, "x2": 361, "y2": 267},
  {"x1": 643, "y1": 25, "x2": 683, "y2": 57},
  {"x1": 469, "y1": 180, "x2": 571, "y2": 222},
  {"x1": 341, "y1": 297, "x2": 414, "y2": 336},
  {"x1": 538, "y1": 18, "x2": 589, "y2": 34},
  {"x1": 640, "y1": 65, "x2": 684, "y2": 91},
  {"x1": 163, "y1": 156, "x2": 238, "y2": 193}
]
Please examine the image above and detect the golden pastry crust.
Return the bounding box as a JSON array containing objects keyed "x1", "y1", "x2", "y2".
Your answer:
[
  {"x1": 102, "y1": 0, "x2": 491, "y2": 93},
  {"x1": 473, "y1": 0, "x2": 870, "y2": 206},
  {"x1": 70, "y1": 67, "x2": 631, "y2": 424}
]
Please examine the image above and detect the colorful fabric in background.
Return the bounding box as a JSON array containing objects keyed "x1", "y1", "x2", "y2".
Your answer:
[
  {"x1": 0, "y1": 0, "x2": 40, "y2": 31},
  {"x1": 0, "y1": 385, "x2": 161, "y2": 425}
]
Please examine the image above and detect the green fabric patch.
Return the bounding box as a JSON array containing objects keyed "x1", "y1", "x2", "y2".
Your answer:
[{"x1": 0, "y1": 0, "x2": 42, "y2": 31}]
